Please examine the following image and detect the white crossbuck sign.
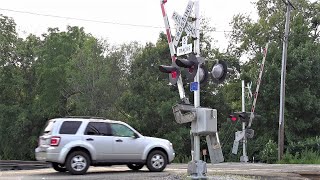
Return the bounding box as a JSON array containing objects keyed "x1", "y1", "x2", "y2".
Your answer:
[
  {"x1": 172, "y1": 12, "x2": 196, "y2": 39},
  {"x1": 172, "y1": 0, "x2": 196, "y2": 47}
]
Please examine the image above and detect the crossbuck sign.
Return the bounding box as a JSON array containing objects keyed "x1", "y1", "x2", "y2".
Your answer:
[{"x1": 172, "y1": 0, "x2": 196, "y2": 47}]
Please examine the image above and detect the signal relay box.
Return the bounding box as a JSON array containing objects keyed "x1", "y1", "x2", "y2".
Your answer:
[{"x1": 191, "y1": 108, "x2": 217, "y2": 134}]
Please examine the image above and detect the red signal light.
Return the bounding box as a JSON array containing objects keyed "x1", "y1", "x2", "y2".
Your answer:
[
  {"x1": 230, "y1": 115, "x2": 238, "y2": 122},
  {"x1": 171, "y1": 71, "x2": 177, "y2": 78}
]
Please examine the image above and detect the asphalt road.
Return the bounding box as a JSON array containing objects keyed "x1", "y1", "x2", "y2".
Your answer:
[{"x1": 1, "y1": 163, "x2": 320, "y2": 180}]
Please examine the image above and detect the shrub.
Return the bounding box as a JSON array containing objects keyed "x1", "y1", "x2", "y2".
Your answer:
[
  {"x1": 260, "y1": 139, "x2": 277, "y2": 163},
  {"x1": 279, "y1": 149, "x2": 320, "y2": 164}
]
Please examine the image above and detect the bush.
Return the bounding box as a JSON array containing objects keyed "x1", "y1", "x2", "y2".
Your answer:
[
  {"x1": 287, "y1": 136, "x2": 320, "y2": 153},
  {"x1": 259, "y1": 139, "x2": 277, "y2": 163},
  {"x1": 278, "y1": 149, "x2": 320, "y2": 164}
]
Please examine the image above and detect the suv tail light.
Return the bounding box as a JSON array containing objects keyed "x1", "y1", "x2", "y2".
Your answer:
[{"x1": 50, "y1": 136, "x2": 61, "y2": 146}]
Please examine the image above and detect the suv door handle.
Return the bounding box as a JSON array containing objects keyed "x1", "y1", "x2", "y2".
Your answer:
[
  {"x1": 86, "y1": 138, "x2": 94, "y2": 141},
  {"x1": 115, "y1": 139, "x2": 123, "y2": 142}
]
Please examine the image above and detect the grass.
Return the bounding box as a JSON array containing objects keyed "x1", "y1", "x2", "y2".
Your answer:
[{"x1": 278, "y1": 149, "x2": 320, "y2": 164}]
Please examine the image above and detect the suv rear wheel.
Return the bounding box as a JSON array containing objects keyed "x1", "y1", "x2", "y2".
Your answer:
[
  {"x1": 127, "y1": 163, "x2": 144, "y2": 171},
  {"x1": 146, "y1": 150, "x2": 167, "y2": 172},
  {"x1": 66, "y1": 151, "x2": 90, "y2": 175},
  {"x1": 52, "y1": 162, "x2": 67, "y2": 172}
]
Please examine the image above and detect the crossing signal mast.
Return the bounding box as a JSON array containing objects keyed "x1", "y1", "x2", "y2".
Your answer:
[
  {"x1": 159, "y1": 0, "x2": 233, "y2": 178},
  {"x1": 231, "y1": 43, "x2": 269, "y2": 162}
]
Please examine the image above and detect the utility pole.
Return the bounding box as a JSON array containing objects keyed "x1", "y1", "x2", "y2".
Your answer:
[{"x1": 278, "y1": 0, "x2": 295, "y2": 160}]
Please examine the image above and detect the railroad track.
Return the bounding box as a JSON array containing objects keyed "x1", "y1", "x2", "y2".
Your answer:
[{"x1": 0, "y1": 160, "x2": 50, "y2": 170}]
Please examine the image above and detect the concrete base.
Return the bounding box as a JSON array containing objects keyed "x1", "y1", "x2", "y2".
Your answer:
[
  {"x1": 187, "y1": 160, "x2": 207, "y2": 179},
  {"x1": 240, "y1": 155, "x2": 249, "y2": 162}
]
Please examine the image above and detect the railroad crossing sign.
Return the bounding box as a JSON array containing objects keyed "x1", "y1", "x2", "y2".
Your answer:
[
  {"x1": 177, "y1": 36, "x2": 192, "y2": 56},
  {"x1": 172, "y1": 12, "x2": 196, "y2": 38},
  {"x1": 172, "y1": 0, "x2": 195, "y2": 47}
]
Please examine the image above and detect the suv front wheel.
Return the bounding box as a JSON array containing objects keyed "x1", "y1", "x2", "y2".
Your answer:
[
  {"x1": 66, "y1": 151, "x2": 90, "y2": 175},
  {"x1": 146, "y1": 150, "x2": 167, "y2": 172}
]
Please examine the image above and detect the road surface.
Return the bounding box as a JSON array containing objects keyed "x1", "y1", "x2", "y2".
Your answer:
[{"x1": 1, "y1": 163, "x2": 320, "y2": 180}]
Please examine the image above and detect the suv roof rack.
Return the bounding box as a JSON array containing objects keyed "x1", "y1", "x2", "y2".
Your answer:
[{"x1": 65, "y1": 116, "x2": 106, "y2": 119}]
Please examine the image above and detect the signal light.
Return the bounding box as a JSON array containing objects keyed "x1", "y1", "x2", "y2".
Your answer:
[
  {"x1": 210, "y1": 60, "x2": 228, "y2": 84},
  {"x1": 197, "y1": 64, "x2": 209, "y2": 84},
  {"x1": 231, "y1": 116, "x2": 237, "y2": 122},
  {"x1": 239, "y1": 112, "x2": 249, "y2": 123},
  {"x1": 229, "y1": 114, "x2": 238, "y2": 122},
  {"x1": 229, "y1": 112, "x2": 252, "y2": 123},
  {"x1": 176, "y1": 53, "x2": 208, "y2": 83},
  {"x1": 159, "y1": 64, "x2": 181, "y2": 85}
]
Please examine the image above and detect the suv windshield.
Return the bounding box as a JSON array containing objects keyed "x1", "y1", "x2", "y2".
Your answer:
[{"x1": 43, "y1": 120, "x2": 55, "y2": 134}]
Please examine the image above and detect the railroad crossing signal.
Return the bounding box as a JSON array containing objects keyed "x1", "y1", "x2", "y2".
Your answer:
[{"x1": 160, "y1": 1, "x2": 226, "y2": 179}]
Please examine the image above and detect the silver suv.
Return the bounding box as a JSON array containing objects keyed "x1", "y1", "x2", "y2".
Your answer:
[{"x1": 35, "y1": 117, "x2": 175, "y2": 175}]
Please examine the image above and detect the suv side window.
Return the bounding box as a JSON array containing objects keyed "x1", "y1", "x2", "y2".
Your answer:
[
  {"x1": 85, "y1": 122, "x2": 111, "y2": 136},
  {"x1": 110, "y1": 123, "x2": 135, "y2": 137},
  {"x1": 59, "y1": 121, "x2": 82, "y2": 134}
]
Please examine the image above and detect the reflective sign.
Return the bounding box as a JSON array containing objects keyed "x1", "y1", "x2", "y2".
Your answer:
[
  {"x1": 177, "y1": 36, "x2": 192, "y2": 56},
  {"x1": 190, "y1": 82, "x2": 198, "y2": 91},
  {"x1": 172, "y1": 12, "x2": 196, "y2": 38},
  {"x1": 172, "y1": 0, "x2": 194, "y2": 47}
]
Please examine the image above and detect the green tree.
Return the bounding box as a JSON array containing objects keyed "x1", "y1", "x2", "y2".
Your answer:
[{"x1": 226, "y1": 0, "x2": 320, "y2": 160}]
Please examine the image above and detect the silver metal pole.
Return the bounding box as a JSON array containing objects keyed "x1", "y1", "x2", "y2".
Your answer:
[
  {"x1": 241, "y1": 80, "x2": 248, "y2": 162},
  {"x1": 278, "y1": 0, "x2": 293, "y2": 160},
  {"x1": 193, "y1": 0, "x2": 201, "y2": 162},
  {"x1": 242, "y1": 80, "x2": 245, "y2": 113},
  {"x1": 189, "y1": 1, "x2": 207, "y2": 178}
]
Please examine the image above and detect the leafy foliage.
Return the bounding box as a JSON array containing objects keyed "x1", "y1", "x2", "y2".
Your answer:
[
  {"x1": 260, "y1": 140, "x2": 278, "y2": 163},
  {"x1": 279, "y1": 149, "x2": 320, "y2": 164}
]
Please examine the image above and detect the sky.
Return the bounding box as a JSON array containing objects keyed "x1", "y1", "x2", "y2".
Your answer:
[{"x1": 0, "y1": 0, "x2": 258, "y2": 50}]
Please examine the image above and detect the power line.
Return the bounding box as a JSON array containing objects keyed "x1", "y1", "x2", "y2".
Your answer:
[
  {"x1": 0, "y1": 8, "x2": 232, "y2": 33},
  {"x1": 0, "y1": 8, "x2": 163, "y2": 29}
]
